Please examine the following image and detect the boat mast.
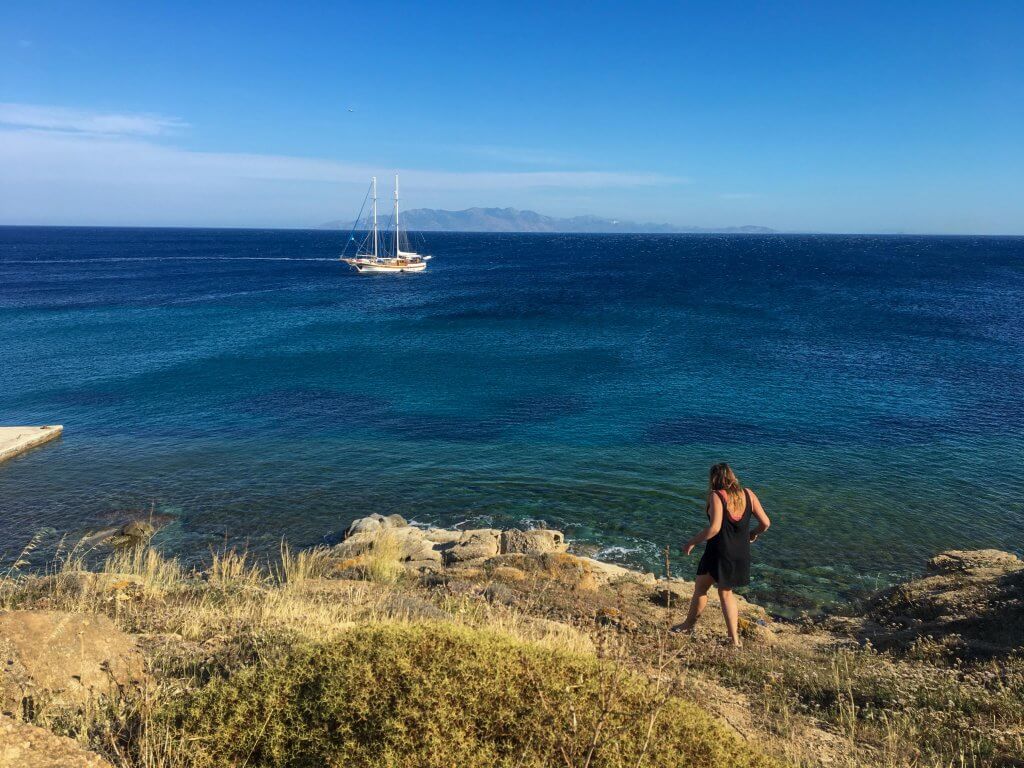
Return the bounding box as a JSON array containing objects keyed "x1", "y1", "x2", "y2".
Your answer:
[
  {"x1": 372, "y1": 176, "x2": 380, "y2": 260},
  {"x1": 393, "y1": 173, "x2": 400, "y2": 258}
]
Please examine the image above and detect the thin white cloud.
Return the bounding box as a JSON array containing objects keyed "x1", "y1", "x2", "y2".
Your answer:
[
  {"x1": 0, "y1": 127, "x2": 683, "y2": 189},
  {"x1": 0, "y1": 102, "x2": 188, "y2": 136},
  {"x1": 719, "y1": 192, "x2": 757, "y2": 200},
  {"x1": 0, "y1": 104, "x2": 687, "y2": 226}
]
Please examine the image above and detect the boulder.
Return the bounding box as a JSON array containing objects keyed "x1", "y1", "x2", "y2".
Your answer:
[
  {"x1": 445, "y1": 530, "x2": 500, "y2": 564},
  {"x1": 422, "y1": 528, "x2": 462, "y2": 545},
  {"x1": 344, "y1": 514, "x2": 409, "y2": 539},
  {"x1": 334, "y1": 527, "x2": 428, "y2": 561},
  {"x1": 927, "y1": 549, "x2": 1021, "y2": 574},
  {"x1": 500, "y1": 528, "x2": 568, "y2": 556},
  {"x1": 345, "y1": 516, "x2": 383, "y2": 538},
  {"x1": 578, "y1": 557, "x2": 657, "y2": 587},
  {"x1": 538, "y1": 553, "x2": 598, "y2": 591},
  {"x1": 402, "y1": 539, "x2": 442, "y2": 564},
  {"x1": 0, "y1": 611, "x2": 148, "y2": 719},
  {"x1": 0, "y1": 715, "x2": 114, "y2": 768}
]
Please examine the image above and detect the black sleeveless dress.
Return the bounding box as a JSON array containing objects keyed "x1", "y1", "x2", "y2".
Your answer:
[{"x1": 695, "y1": 489, "x2": 752, "y2": 588}]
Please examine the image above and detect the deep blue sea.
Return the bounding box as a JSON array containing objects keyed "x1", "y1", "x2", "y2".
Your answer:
[{"x1": 2, "y1": 226, "x2": 1023, "y2": 611}]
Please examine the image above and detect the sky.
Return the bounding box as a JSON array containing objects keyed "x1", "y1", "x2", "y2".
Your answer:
[{"x1": 1, "y1": 1, "x2": 1022, "y2": 233}]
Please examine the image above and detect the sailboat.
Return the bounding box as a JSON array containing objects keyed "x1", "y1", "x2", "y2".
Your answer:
[{"x1": 341, "y1": 175, "x2": 431, "y2": 273}]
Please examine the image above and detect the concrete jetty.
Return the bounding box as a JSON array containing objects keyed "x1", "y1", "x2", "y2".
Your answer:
[{"x1": 0, "y1": 426, "x2": 64, "y2": 464}]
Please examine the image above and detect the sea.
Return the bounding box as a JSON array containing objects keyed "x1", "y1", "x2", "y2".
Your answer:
[{"x1": 2, "y1": 226, "x2": 1022, "y2": 613}]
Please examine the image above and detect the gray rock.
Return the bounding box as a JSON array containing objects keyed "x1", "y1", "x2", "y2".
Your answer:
[
  {"x1": 344, "y1": 514, "x2": 410, "y2": 540},
  {"x1": 402, "y1": 539, "x2": 442, "y2": 563},
  {"x1": 445, "y1": 530, "x2": 500, "y2": 564},
  {"x1": 345, "y1": 515, "x2": 384, "y2": 538},
  {"x1": 500, "y1": 528, "x2": 568, "y2": 556},
  {"x1": 422, "y1": 528, "x2": 462, "y2": 544},
  {"x1": 578, "y1": 557, "x2": 657, "y2": 587},
  {"x1": 333, "y1": 527, "x2": 430, "y2": 561}
]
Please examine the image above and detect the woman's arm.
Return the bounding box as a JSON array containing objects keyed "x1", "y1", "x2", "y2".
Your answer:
[
  {"x1": 682, "y1": 493, "x2": 723, "y2": 555},
  {"x1": 748, "y1": 489, "x2": 771, "y2": 542}
]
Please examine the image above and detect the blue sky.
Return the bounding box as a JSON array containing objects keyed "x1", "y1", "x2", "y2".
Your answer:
[{"x1": 2, "y1": 1, "x2": 1022, "y2": 233}]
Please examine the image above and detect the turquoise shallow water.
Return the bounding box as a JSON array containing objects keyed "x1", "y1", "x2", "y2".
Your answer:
[{"x1": 1, "y1": 227, "x2": 1022, "y2": 611}]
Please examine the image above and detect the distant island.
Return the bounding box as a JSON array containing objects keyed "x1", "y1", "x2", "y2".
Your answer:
[{"x1": 320, "y1": 207, "x2": 775, "y2": 234}]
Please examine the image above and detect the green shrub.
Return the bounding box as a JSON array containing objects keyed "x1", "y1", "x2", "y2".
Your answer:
[{"x1": 163, "y1": 623, "x2": 781, "y2": 768}]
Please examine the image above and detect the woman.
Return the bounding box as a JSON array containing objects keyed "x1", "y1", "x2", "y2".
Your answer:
[{"x1": 674, "y1": 463, "x2": 770, "y2": 647}]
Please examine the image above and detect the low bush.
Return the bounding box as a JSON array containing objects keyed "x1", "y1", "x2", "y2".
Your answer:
[{"x1": 163, "y1": 622, "x2": 781, "y2": 768}]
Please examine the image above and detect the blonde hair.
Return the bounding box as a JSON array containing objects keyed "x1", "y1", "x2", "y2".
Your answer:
[{"x1": 708, "y1": 462, "x2": 744, "y2": 514}]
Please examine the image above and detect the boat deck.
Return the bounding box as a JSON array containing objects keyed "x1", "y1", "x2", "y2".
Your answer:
[{"x1": 0, "y1": 426, "x2": 64, "y2": 464}]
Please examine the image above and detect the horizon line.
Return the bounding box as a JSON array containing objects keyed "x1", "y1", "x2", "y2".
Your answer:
[{"x1": 1, "y1": 223, "x2": 1023, "y2": 237}]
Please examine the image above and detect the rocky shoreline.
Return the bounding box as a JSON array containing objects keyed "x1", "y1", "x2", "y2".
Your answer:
[
  {"x1": 331, "y1": 513, "x2": 659, "y2": 587},
  {"x1": 1, "y1": 516, "x2": 1021, "y2": 767}
]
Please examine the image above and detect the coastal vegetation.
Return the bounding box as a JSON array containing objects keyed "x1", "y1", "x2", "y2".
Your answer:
[{"x1": 0, "y1": 519, "x2": 1020, "y2": 767}]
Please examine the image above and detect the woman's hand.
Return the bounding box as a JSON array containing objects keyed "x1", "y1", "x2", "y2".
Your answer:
[
  {"x1": 749, "y1": 532, "x2": 759, "y2": 543},
  {"x1": 682, "y1": 542, "x2": 696, "y2": 556}
]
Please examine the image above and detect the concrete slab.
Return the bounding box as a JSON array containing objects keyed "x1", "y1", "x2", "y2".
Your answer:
[{"x1": 0, "y1": 426, "x2": 64, "y2": 464}]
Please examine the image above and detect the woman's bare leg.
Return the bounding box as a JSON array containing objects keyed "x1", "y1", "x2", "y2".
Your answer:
[
  {"x1": 718, "y1": 587, "x2": 742, "y2": 647},
  {"x1": 674, "y1": 574, "x2": 715, "y2": 632}
]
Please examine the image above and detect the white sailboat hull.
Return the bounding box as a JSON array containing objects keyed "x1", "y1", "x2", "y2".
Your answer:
[{"x1": 346, "y1": 259, "x2": 427, "y2": 273}]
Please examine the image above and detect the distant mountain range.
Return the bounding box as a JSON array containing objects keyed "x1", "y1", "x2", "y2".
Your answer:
[{"x1": 320, "y1": 207, "x2": 774, "y2": 234}]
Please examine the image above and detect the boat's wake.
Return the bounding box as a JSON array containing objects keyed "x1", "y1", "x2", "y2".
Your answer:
[{"x1": 2, "y1": 256, "x2": 339, "y2": 263}]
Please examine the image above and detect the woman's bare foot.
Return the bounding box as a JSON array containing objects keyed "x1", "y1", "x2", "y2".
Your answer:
[{"x1": 669, "y1": 622, "x2": 695, "y2": 635}]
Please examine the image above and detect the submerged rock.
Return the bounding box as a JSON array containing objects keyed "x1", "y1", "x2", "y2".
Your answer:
[{"x1": 81, "y1": 517, "x2": 161, "y2": 549}]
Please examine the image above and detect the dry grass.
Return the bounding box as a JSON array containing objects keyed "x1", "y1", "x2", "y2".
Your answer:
[
  {"x1": 275, "y1": 541, "x2": 333, "y2": 587},
  {"x1": 0, "y1": 537, "x2": 782, "y2": 767},
  {"x1": 1, "y1": 535, "x2": 1021, "y2": 768},
  {"x1": 357, "y1": 527, "x2": 406, "y2": 584},
  {"x1": 104, "y1": 545, "x2": 183, "y2": 592},
  {"x1": 665, "y1": 628, "x2": 1024, "y2": 768}
]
